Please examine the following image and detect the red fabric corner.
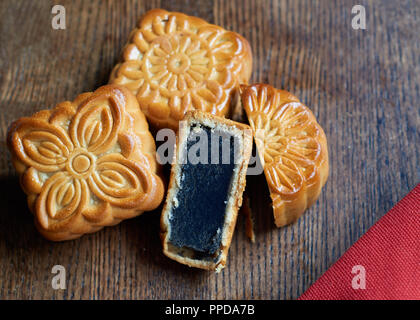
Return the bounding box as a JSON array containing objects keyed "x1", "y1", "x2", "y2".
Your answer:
[{"x1": 299, "y1": 184, "x2": 420, "y2": 300}]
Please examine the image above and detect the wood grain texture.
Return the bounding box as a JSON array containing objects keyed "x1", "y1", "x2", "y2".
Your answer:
[{"x1": 0, "y1": 0, "x2": 418, "y2": 300}]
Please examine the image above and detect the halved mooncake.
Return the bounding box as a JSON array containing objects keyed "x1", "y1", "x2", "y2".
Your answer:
[
  {"x1": 7, "y1": 85, "x2": 164, "y2": 241},
  {"x1": 109, "y1": 9, "x2": 252, "y2": 130},
  {"x1": 161, "y1": 110, "x2": 252, "y2": 271},
  {"x1": 240, "y1": 84, "x2": 329, "y2": 227}
]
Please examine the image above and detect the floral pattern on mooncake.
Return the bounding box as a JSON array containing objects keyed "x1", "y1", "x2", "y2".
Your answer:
[
  {"x1": 7, "y1": 85, "x2": 164, "y2": 240},
  {"x1": 241, "y1": 84, "x2": 329, "y2": 227},
  {"x1": 110, "y1": 9, "x2": 252, "y2": 129}
]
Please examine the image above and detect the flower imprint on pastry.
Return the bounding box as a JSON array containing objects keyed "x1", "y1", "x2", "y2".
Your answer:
[
  {"x1": 8, "y1": 86, "x2": 163, "y2": 239},
  {"x1": 110, "y1": 9, "x2": 252, "y2": 129},
  {"x1": 241, "y1": 84, "x2": 328, "y2": 226}
]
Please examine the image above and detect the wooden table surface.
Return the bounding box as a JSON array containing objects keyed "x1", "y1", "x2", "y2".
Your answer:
[{"x1": 0, "y1": 0, "x2": 418, "y2": 300}]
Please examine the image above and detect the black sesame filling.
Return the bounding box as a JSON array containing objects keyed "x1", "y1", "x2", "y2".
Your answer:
[{"x1": 169, "y1": 125, "x2": 237, "y2": 257}]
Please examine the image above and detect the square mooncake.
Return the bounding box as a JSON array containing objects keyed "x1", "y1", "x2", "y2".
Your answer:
[{"x1": 7, "y1": 85, "x2": 164, "y2": 241}]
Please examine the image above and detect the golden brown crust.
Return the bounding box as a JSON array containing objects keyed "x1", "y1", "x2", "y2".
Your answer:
[
  {"x1": 109, "y1": 9, "x2": 253, "y2": 130},
  {"x1": 240, "y1": 84, "x2": 329, "y2": 227},
  {"x1": 160, "y1": 110, "x2": 253, "y2": 271},
  {"x1": 7, "y1": 84, "x2": 164, "y2": 241}
]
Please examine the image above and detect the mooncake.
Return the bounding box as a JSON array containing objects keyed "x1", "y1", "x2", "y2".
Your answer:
[
  {"x1": 160, "y1": 110, "x2": 252, "y2": 271},
  {"x1": 109, "y1": 9, "x2": 252, "y2": 130},
  {"x1": 7, "y1": 84, "x2": 164, "y2": 241},
  {"x1": 240, "y1": 84, "x2": 329, "y2": 227}
]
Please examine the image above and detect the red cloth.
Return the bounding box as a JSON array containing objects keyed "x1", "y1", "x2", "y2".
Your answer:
[{"x1": 299, "y1": 184, "x2": 420, "y2": 300}]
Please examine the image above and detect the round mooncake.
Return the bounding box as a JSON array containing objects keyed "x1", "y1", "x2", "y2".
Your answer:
[
  {"x1": 110, "y1": 9, "x2": 252, "y2": 130},
  {"x1": 241, "y1": 84, "x2": 329, "y2": 227}
]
